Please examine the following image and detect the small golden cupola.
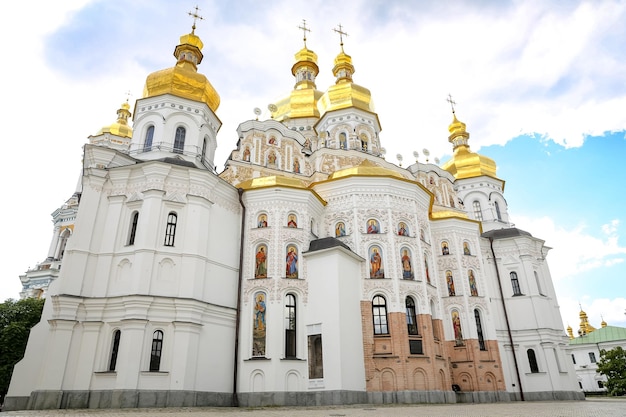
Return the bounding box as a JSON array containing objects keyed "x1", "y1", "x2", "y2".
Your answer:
[
  {"x1": 577, "y1": 308, "x2": 596, "y2": 336},
  {"x1": 317, "y1": 25, "x2": 374, "y2": 116},
  {"x1": 94, "y1": 99, "x2": 133, "y2": 138},
  {"x1": 142, "y1": 11, "x2": 220, "y2": 112},
  {"x1": 271, "y1": 20, "x2": 324, "y2": 121},
  {"x1": 441, "y1": 99, "x2": 498, "y2": 180}
]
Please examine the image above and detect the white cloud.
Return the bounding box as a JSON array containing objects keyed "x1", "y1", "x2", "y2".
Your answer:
[{"x1": 512, "y1": 215, "x2": 626, "y2": 280}]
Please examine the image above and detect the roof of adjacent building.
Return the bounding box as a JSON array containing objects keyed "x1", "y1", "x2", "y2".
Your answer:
[{"x1": 568, "y1": 325, "x2": 626, "y2": 345}]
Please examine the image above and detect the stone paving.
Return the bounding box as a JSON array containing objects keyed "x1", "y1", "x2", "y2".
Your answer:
[{"x1": 1, "y1": 398, "x2": 625, "y2": 417}]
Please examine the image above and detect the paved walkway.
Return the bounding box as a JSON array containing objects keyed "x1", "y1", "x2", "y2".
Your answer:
[{"x1": 1, "y1": 398, "x2": 625, "y2": 416}]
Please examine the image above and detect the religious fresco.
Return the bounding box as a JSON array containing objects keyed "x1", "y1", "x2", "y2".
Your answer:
[
  {"x1": 468, "y1": 270, "x2": 478, "y2": 296},
  {"x1": 452, "y1": 310, "x2": 464, "y2": 346},
  {"x1": 242, "y1": 146, "x2": 250, "y2": 162},
  {"x1": 366, "y1": 219, "x2": 380, "y2": 234},
  {"x1": 424, "y1": 256, "x2": 431, "y2": 284},
  {"x1": 441, "y1": 241, "x2": 450, "y2": 255},
  {"x1": 335, "y1": 221, "x2": 346, "y2": 237},
  {"x1": 287, "y1": 214, "x2": 298, "y2": 228},
  {"x1": 446, "y1": 270, "x2": 455, "y2": 296},
  {"x1": 255, "y1": 244, "x2": 267, "y2": 278},
  {"x1": 400, "y1": 247, "x2": 414, "y2": 279},
  {"x1": 253, "y1": 292, "x2": 267, "y2": 357},
  {"x1": 267, "y1": 150, "x2": 277, "y2": 165},
  {"x1": 369, "y1": 245, "x2": 384, "y2": 278},
  {"x1": 285, "y1": 245, "x2": 298, "y2": 278},
  {"x1": 397, "y1": 222, "x2": 409, "y2": 236},
  {"x1": 463, "y1": 242, "x2": 471, "y2": 255},
  {"x1": 257, "y1": 214, "x2": 268, "y2": 228},
  {"x1": 293, "y1": 159, "x2": 300, "y2": 173}
]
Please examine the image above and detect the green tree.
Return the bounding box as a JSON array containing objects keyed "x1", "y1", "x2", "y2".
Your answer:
[
  {"x1": 0, "y1": 298, "x2": 45, "y2": 403},
  {"x1": 596, "y1": 346, "x2": 626, "y2": 396}
]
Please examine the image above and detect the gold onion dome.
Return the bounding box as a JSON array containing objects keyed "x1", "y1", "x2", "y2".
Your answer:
[
  {"x1": 272, "y1": 44, "x2": 323, "y2": 121},
  {"x1": 142, "y1": 28, "x2": 220, "y2": 112},
  {"x1": 317, "y1": 46, "x2": 374, "y2": 116},
  {"x1": 441, "y1": 113, "x2": 498, "y2": 180},
  {"x1": 328, "y1": 159, "x2": 403, "y2": 180},
  {"x1": 95, "y1": 100, "x2": 133, "y2": 138}
]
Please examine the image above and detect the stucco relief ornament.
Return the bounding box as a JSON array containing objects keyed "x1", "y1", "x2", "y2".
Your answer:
[
  {"x1": 276, "y1": 279, "x2": 309, "y2": 303},
  {"x1": 461, "y1": 255, "x2": 481, "y2": 270},
  {"x1": 437, "y1": 256, "x2": 458, "y2": 271}
]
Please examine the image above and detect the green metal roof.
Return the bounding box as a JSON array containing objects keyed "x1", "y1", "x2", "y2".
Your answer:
[{"x1": 569, "y1": 325, "x2": 626, "y2": 345}]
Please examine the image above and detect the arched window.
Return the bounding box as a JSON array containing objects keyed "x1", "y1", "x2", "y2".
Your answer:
[
  {"x1": 473, "y1": 201, "x2": 483, "y2": 221},
  {"x1": 149, "y1": 330, "x2": 164, "y2": 371},
  {"x1": 474, "y1": 309, "x2": 486, "y2": 351},
  {"x1": 127, "y1": 211, "x2": 139, "y2": 245},
  {"x1": 284, "y1": 294, "x2": 296, "y2": 358},
  {"x1": 527, "y1": 348, "x2": 539, "y2": 373},
  {"x1": 339, "y1": 132, "x2": 347, "y2": 149},
  {"x1": 144, "y1": 125, "x2": 154, "y2": 151},
  {"x1": 510, "y1": 271, "x2": 522, "y2": 295},
  {"x1": 201, "y1": 137, "x2": 208, "y2": 162},
  {"x1": 430, "y1": 300, "x2": 439, "y2": 340},
  {"x1": 109, "y1": 329, "x2": 121, "y2": 371},
  {"x1": 372, "y1": 295, "x2": 389, "y2": 335},
  {"x1": 405, "y1": 297, "x2": 418, "y2": 335},
  {"x1": 56, "y1": 229, "x2": 71, "y2": 260},
  {"x1": 174, "y1": 126, "x2": 186, "y2": 153},
  {"x1": 164, "y1": 212, "x2": 177, "y2": 246},
  {"x1": 534, "y1": 271, "x2": 544, "y2": 295},
  {"x1": 495, "y1": 201, "x2": 502, "y2": 221}
]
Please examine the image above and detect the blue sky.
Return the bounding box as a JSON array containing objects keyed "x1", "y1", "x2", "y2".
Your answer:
[{"x1": 0, "y1": 0, "x2": 624, "y2": 330}]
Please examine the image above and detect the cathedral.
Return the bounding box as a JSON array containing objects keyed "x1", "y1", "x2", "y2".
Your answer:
[{"x1": 5, "y1": 18, "x2": 583, "y2": 411}]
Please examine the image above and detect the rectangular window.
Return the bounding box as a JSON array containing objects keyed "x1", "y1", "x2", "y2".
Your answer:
[
  {"x1": 409, "y1": 339, "x2": 423, "y2": 355},
  {"x1": 571, "y1": 354, "x2": 576, "y2": 364},
  {"x1": 589, "y1": 352, "x2": 596, "y2": 363},
  {"x1": 307, "y1": 334, "x2": 323, "y2": 379}
]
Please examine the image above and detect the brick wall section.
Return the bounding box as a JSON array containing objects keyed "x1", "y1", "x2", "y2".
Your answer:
[{"x1": 361, "y1": 301, "x2": 505, "y2": 393}]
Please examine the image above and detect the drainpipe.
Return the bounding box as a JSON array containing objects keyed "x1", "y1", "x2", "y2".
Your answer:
[
  {"x1": 489, "y1": 237, "x2": 525, "y2": 401},
  {"x1": 232, "y1": 188, "x2": 246, "y2": 407}
]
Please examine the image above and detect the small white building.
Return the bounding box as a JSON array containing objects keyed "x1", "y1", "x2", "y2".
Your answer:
[{"x1": 567, "y1": 311, "x2": 626, "y2": 393}]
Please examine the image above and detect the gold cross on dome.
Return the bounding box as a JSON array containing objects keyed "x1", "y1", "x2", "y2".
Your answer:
[
  {"x1": 447, "y1": 93, "x2": 457, "y2": 114},
  {"x1": 188, "y1": 5, "x2": 204, "y2": 33},
  {"x1": 333, "y1": 24, "x2": 349, "y2": 50},
  {"x1": 298, "y1": 19, "x2": 311, "y2": 47}
]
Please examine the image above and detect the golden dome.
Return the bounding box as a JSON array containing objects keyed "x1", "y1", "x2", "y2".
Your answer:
[
  {"x1": 317, "y1": 48, "x2": 374, "y2": 116},
  {"x1": 142, "y1": 28, "x2": 220, "y2": 112},
  {"x1": 95, "y1": 100, "x2": 133, "y2": 138},
  {"x1": 441, "y1": 113, "x2": 498, "y2": 180},
  {"x1": 566, "y1": 325, "x2": 574, "y2": 340},
  {"x1": 328, "y1": 159, "x2": 404, "y2": 180},
  {"x1": 577, "y1": 308, "x2": 596, "y2": 336},
  {"x1": 271, "y1": 46, "x2": 323, "y2": 121},
  {"x1": 238, "y1": 175, "x2": 308, "y2": 190}
]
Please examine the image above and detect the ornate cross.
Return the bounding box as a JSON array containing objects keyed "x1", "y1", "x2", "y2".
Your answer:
[
  {"x1": 447, "y1": 93, "x2": 457, "y2": 114},
  {"x1": 298, "y1": 19, "x2": 311, "y2": 47},
  {"x1": 188, "y1": 5, "x2": 204, "y2": 33},
  {"x1": 333, "y1": 24, "x2": 349, "y2": 50}
]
